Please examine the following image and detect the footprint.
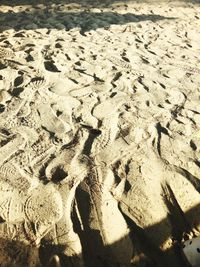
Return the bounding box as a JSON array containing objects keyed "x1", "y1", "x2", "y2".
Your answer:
[
  {"x1": 166, "y1": 89, "x2": 186, "y2": 106},
  {"x1": 107, "y1": 55, "x2": 132, "y2": 71},
  {"x1": 37, "y1": 103, "x2": 69, "y2": 138},
  {"x1": 91, "y1": 112, "x2": 119, "y2": 155},
  {"x1": 0, "y1": 162, "x2": 36, "y2": 191},
  {"x1": 0, "y1": 47, "x2": 15, "y2": 59},
  {"x1": 92, "y1": 93, "x2": 129, "y2": 120},
  {"x1": 0, "y1": 134, "x2": 26, "y2": 167}
]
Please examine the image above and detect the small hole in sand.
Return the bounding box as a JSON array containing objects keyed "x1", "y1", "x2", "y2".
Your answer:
[
  {"x1": 0, "y1": 104, "x2": 5, "y2": 113},
  {"x1": 52, "y1": 167, "x2": 68, "y2": 183},
  {"x1": 14, "y1": 76, "x2": 23, "y2": 87},
  {"x1": 90, "y1": 129, "x2": 102, "y2": 136},
  {"x1": 55, "y1": 42, "x2": 62, "y2": 48},
  {"x1": 110, "y1": 92, "x2": 117, "y2": 98},
  {"x1": 146, "y1": 100, "x2": 150, "y2": 106},
  {"x1": 0, "y1": 216, "x2": 5, "y2": 223},
  {"x1": 44, "y1": 61, "x2": 60, "y2": 72},
  {"x1": 56, "y1": 110, "x2": 62, "y2": 117},
  {"x1": 190, "y1": 140, "x2": 197, "y2": 151},
  {"x1": 0, "y1": 63, "x2": 6, "y2": 70},
  {"x1": 11, "y1": 87, "x2": 24, "y2": 97}
]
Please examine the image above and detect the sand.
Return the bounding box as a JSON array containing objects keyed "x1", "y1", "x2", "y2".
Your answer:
[{"x1": 0, "y1": 0, "x2": 200, "y2": 266}]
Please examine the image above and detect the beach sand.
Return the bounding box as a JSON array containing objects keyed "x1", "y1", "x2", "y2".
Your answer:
[{"x1": 0, "y1": 0, "x2": 200, "y2": 266}]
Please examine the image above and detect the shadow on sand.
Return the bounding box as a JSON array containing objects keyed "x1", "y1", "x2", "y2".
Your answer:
[
  {"x1": 40, "y1": 184, "x2": 197, "y2": 267},
  {"x1": 0, "y1": 1, "x2": 197, "y2": 266},
  {"x1": 0, "y1": 202, "x2": 195, "y2": 267},
  {"x1": 0, "y1": 11, "x2": 175, "y2": 33},
  {"x1": 0, "y1": 175, "x2": 197, "y2": 267},
  {"x1": 0, "y1": 0, "x2": 200, "y2": 6},
  {"x1": 0, "y1": 1, "x2": 176, "y2": 33},
  {"x1": 39, "y1": 198, "x2": 198, "y2": 267}
]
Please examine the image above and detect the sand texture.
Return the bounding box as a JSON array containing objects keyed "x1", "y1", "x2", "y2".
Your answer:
[{"x1": 0, "y1": 0, "x2": 200, "y2": 266}]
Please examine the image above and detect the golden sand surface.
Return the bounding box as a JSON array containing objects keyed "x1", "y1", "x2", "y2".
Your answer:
[{"x1": 0, "y1": 1, "x2": 200, "y2": 266}]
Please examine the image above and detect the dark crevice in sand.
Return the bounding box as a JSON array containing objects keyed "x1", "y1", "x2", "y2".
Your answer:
[{"x1": 82, "y1": 128, "x2": 101, "y2": 156}]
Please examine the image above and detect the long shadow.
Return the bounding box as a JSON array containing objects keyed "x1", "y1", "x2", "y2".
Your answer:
[
  {"x1": 0, "y1": 237, "x2": 40, "y2": 267},
  {"x1": 39, "y1": 198, "x2": 197, "y2": 267},
  {"x1": 0, "y1": 203, "x2": 198, "y2": 266},
  {"x1": 0, "y1": 0, "x2": 200, "y2": 6},
  {"x1": 0, "y1": 9, "x2": 175, "y2": 33}
]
